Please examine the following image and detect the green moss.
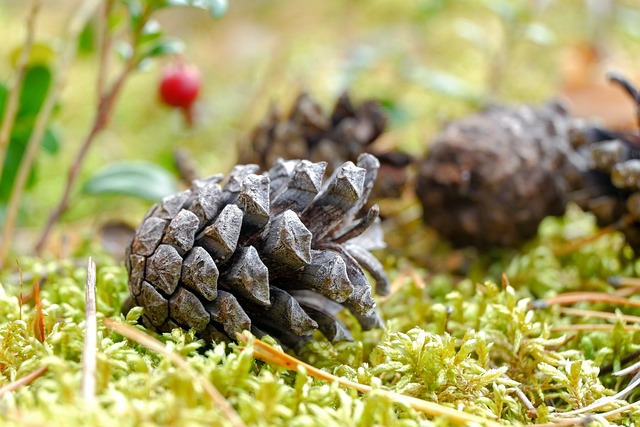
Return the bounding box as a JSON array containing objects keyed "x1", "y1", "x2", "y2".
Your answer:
[{"x1": 1, "y1": 208, "x2": 639, "y2": 426}]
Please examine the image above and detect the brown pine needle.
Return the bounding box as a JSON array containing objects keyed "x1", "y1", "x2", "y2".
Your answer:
[
  {"x1": 0, "y1": 366, "x2": 48, "y2": 398},
  {"x1": 551, "y1": 324, "x2": 640, "y2": 332},
  {"x1": 553, "y1": 224, "x2": 617, "y2": 256},
  {"x1": 534, "y1": 292, "x2": 640, "y2": 309},
  {"x1": 104, "y1": 318, "x2": 246, "y2": 427},
  {"x1": 32, "y1": 281, "x2": 45, "y2": 343},
  {"x1": 608, "y1": 276, "x2": 640, "y2": 289},
  {"x1": 236, "y1": 333, "x2": 502, "y2": 427},
  {"x1": 557, "y1": 306, "x2": 640, "y2": 323},
  {"x1": 81, "y1": 257, "x2": 97, "y2": 402}
]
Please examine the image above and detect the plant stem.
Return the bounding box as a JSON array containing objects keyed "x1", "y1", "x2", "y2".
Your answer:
[
  {"x1": 35, "y1": 59, "x2": 136, "y2": 255},
  {"x1": 34, "y1": 4, "x2": 153, "y2": 255},
  {"x1": 96, "y1": 0, "x2": 115, "y2": 98},
  {"x1": 0, "y1": 0, "x2": 101, "y2": 266},
  {"x1": 0, "y1": 0, "x2": 42, "y2": 183}
]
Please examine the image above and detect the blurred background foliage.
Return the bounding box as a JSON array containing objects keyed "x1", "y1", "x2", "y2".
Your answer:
[{"x1": 1, "y1": 0, "x2": 640, "y2": 257}]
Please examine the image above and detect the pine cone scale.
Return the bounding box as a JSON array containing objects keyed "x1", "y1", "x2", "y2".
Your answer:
[{"x1": 181, "y1": 246, "x2": 218, "y2": 301}]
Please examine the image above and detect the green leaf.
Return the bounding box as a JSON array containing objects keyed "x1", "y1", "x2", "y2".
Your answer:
[
  {"x1": 42, "y1": 128, "x2": 61, "y2": 154},
  {"x1": 164, "y1": 0, "x2": 228, "y2": 18},
  {"x1": 0, "y1": 83, "x2": 8, "y2": 120},
  {"x1": 82, "y1": 161, "x2": 179, "y2": 201},
  {"x1": 142, "y1": 37, "x2": 185, "y2": 58},
  {"x1": 0, "y1": 137, "x2": 27, "y2": 203},
  {"x1": 18, "y1": 65, "x2": 52, "y2": 117}
]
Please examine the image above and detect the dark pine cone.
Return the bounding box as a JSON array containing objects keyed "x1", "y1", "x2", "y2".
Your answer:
[
  {"x1": 239, "y1": 91, "x2": 412, "y2": 200},
  {"x1": 416, "y1": 101, "x2": 586, "y2": 248},
  {"x1": 571, "y1": 73, "x2": 640, "y2": 252},
  {"x1": 125, "y1": 154, "x2": 389, "y2": 348}
]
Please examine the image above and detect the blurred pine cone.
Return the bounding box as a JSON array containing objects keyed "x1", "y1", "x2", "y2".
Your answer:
[
  {"x1": 572, "y1": 73, "x2": 640, "y2": 252},
  {"x1": 240, "y1": 92, "x2": 412, "y2": 201},
  {"x1": 125, "y1": 154, "x2": 388, "y2": 348},
  {"x1": 416, "y1": 101, "x2": 586, "y2": 248}
]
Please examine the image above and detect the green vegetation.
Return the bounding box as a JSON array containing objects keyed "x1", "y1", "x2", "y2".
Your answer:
[{"x1": 1, "y1": 0, "x2": 640, "y2": 425}]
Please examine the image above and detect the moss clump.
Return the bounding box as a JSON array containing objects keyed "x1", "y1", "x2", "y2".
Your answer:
[{"x1": 2, "y1": 208, "x2": 640, "y2": 426}]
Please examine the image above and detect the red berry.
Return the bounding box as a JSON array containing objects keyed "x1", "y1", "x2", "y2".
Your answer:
[{"x1": 159, "y1": 63, "x2": 201, "y2": 109}]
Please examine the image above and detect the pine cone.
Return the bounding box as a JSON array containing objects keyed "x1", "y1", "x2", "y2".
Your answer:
[
  {"x1": 125, "y1": 154, "x2": 389, "y2": 348},
  {"x1": 416, "y1": 101, "x2": 586, "y2": 248},
  {"x1": 240, "y1": 91, "x2": 412, "y2": 201},
  {"x1": 571, "y1": 73, "x2": 640, "y2": 252}
]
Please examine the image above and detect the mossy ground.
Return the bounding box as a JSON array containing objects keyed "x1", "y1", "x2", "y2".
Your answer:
[
  {"x1": 2, "y1": 0, "x2": 640, "y2": 425},
  {"x1": 2, "y1": 206, "x2": 640, "y2": 426}
]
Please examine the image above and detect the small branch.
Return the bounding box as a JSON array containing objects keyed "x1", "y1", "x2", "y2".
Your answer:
[
  {"x1": 607, "y1": 72, "x2": 640, "y2": 131},
  {"x1": 96, "y1": 0, "x2": 115, "y2": 98},
  {"x1": 513, "y1": 386, "x2": 537, "y2": 419},
  {"x1": 35, "y1": 3, "x2": 147, "y2": 256},
  {"x1": 0, "y1": 0, "x2": 101, "y2": 266},
  {"x1": 173, "y1": 148, "x2": 201, "y2": 185},
  {"x1": 81, "y1": 257, "x2": 97, "y2": 402},
  {"x1": 0, "y1": 0, "x2": 42, "y2": 181},
  {"x1": 0, "y1": 366, "x2": 48, "y2": 398},
  {"x1": 35, "y1": 55, "x2": 136, "y2": 255},
  {"x1": 104, "y1": 319, "x2": 246, "y2": 427}
]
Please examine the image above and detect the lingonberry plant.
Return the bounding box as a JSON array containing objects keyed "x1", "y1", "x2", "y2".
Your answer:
[{"x1": 0, "y1": 0, "x2": 228, "y2": 265}]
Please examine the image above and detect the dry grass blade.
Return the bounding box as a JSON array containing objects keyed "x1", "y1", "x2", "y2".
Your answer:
[
  {"x1": 551, "y1": 324, "x2": 640, "y2": 332},
  {"x1": 553, "y1": 224, "x2": 617, "y2": 256},
  {"x1": 104, "y1": 318, "x2": 246, "y2": 427},
  {"x1": 81, "y1": 257, "x2": 97, "y2": 401},
  {"x1": 555, "y1": 371, "x2": 640, "y2": 417},
  {"x1": 534, "y1": 292, "x2": 640, "y2": 309},
  {"x1": 236, "y1": 333, "x2": 502, "y2": 427},
  {"x1": 557, "y1": 306, "x2": 640, "y2": 323},
  {"x1": 0, "y1": 366, "x2": 48, "y2": 398}
]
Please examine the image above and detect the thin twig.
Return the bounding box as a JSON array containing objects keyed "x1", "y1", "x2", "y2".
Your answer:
[
  {"x1": 0, "y1": 0, "x2": 42, "y2": 180},
  {"x1": 0, "y1": 366, "x2": 48, "y2": 398},
  {"x1": 104, "y1": 319, "x2": 247, "y2": 427},
  {"x1": 0, "y1": 0, "x2": 101, "y2": 266},
  {"x1": 237, "y1": 333, "x2": 502, "y2": 427},
  {"x1": 35, "y1": 5, "x2": 147, "y2": 255},
  {"x1": 513, "y1": 386, "x2": 537, "y2": 419},
  {"x1": 96, "y1": 0, "x2": 114, "y2": 98},
  {"x1": 81, "y1": 257, "x2": 97, "y2": 402}
]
